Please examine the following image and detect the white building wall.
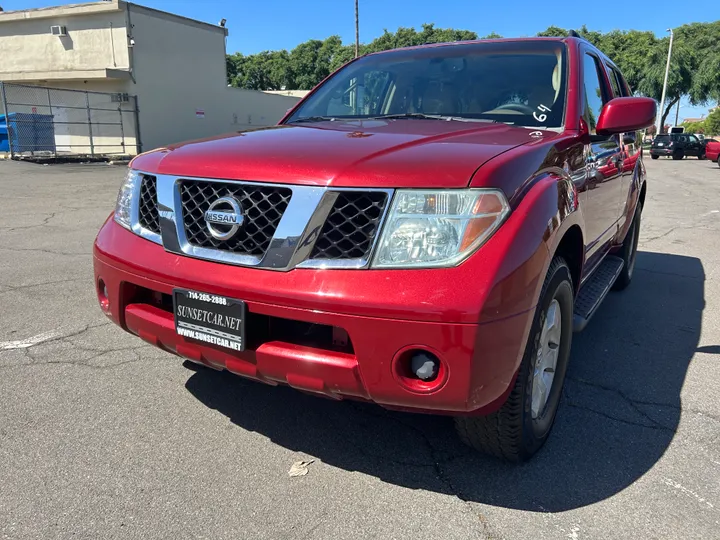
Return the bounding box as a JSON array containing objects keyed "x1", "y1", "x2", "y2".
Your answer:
[
  {"x1": 0, "y1": 1, "x2": 300, "y2": 155},
  {"x1": 0, "y1": 5, "x2": 129, "y2": 80},
  {"x1": 126, "y1": 4, "x2": 299, "y2": 152}
]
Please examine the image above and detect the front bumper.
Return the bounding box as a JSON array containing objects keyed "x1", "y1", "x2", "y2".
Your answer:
[{"x1": 94, "y1": 217, "x2": 541, "y2": 414}]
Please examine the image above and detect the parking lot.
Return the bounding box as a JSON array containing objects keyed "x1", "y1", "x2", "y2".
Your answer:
[{"x1": 0, "y1": 157, "x2": 719, "y2": 540}]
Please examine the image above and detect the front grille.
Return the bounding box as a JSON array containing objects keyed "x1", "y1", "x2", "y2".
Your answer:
[
  {"x1": 138, "y1": 175, "x2": 160, "y2": 234},
  {"x1": 179, "y1": 180, "x2": 292, "y2": 256},
  {"x1": 310, "y1": 191, "x2": 388, "y2": 260}
]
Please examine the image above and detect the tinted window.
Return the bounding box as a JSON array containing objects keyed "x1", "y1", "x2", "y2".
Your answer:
[
  {"x1": 611, "y1": 67, "x2": 630, "y2": 96},
  {"x1": 689, "y1": 135, "x2": 699, "y2": 143},
  {"x1": 605, "y1": 65, "x2": 622, "y2": 98},
  {"x1": 582, "y1": 54, "x2": 606, "y2": 134},
  {"x1": 326, "y1": 70, "x2": 392, "y2": 117},
  {"x1": 287, "y1": 41, "x2": 568, "y2": 128},
  {"x1": 652, "y1": 134, "x2": 671, "y2": 146}
]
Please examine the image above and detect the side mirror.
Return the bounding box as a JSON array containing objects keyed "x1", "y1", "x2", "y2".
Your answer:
[{"x1": 596, "y1": 97, "x2": 657, "y2": 136}]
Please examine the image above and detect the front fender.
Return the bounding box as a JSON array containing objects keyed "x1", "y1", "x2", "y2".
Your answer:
[{"x1": 480, "y1": 171, "x2": 583, "y2": 324}]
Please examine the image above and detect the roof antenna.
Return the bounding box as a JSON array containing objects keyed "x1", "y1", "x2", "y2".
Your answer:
[{"x1": 568, "y1": 29, "x2": 581, "y2": 38}]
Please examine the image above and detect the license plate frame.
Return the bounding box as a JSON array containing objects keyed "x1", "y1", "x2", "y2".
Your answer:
[{"x1": 173, "y1": 289, "x2": 246, "y2": 352}]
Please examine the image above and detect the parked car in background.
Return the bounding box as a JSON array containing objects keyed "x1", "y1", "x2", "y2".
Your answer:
[
  {"x1": 650, "y1": 133, "x2": 706, "y2": 160},
  {"x1": 705, "y1": 138, "x2": 720, "y2": 164},
  {"x1": 94, "y1": 35, "x2": 656, "y2": 462}
]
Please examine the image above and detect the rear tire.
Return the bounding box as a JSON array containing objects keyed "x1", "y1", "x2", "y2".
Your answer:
[
  {"x1": 651, "y1": 155, "x2": 659, "y2": 160},
  {"x1": 613, "y1": 202, "x2": 641, "y2": 291},
  {"x1": 454, "y1": 257, "x2": 574, "y2": 462},
  {"x1": 672, "y1": 151, "x2": 684, "y2": 160}
]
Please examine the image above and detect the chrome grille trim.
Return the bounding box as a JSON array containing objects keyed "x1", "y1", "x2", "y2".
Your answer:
[
  {"x1": 132, "y1": 170, "x2": 394, "y2": 271},
  {"x1": 129, "y1": 173, "x2": 162, "y2": 246}
]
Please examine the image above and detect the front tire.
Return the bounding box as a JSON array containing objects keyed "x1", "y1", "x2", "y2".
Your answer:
[
  {"x1": 454, "y1": 257, "x2": 574, "y2": 462},
  {"x1": 613, "y1": 202, "x2": 641, "y2": 291}
]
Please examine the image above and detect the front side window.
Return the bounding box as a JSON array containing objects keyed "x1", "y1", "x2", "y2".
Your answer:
[
  {"x1": 286, "y1": 41, "x2": 568, "y2": 128},
  {"x1": 582, "y1": 54, "x2": 606, "y2": 134}
]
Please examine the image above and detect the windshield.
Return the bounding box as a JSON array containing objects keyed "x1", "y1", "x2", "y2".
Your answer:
[{"x1": 285, "y1": 41, "x2": 567, "y2": 128}]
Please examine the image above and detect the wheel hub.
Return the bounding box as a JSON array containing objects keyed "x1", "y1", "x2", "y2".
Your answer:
[{"x1": 531, "y1": 299, "x2": 562, "y2": 419}]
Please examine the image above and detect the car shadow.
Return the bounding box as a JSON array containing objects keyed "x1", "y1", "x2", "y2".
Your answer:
[{"x1": 184, "y1": 250, "x2": 704, "y2": 511}]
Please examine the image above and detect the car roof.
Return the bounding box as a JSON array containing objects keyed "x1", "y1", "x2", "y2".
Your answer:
[{"x1": 364, "y1": 36, "x2": 569, "y2": 57}]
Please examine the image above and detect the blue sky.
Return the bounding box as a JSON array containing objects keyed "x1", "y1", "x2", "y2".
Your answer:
[{"x1": 5, "y1": 0, "x2": 717, "y2": 118}]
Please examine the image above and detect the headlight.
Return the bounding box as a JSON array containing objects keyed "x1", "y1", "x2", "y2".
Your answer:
[
  {"x1": 371, "y1": 189, "x2": 510, "y2": 268},
  {"x1": 114, "y1": 168, "x2": 141, "y2": 230}
]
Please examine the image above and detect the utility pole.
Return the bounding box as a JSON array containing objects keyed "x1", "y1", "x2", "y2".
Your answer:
[
  {"x1": 355, "y1": 0, "x2": 359, "y2": 58},
  {"x1": 657, "y1": 28, "x2": 674, "y2": 135}
]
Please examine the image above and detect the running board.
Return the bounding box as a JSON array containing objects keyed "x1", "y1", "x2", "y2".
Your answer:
[{"x1": 573, "y1": 255, "x2": 624, "y2": 332}]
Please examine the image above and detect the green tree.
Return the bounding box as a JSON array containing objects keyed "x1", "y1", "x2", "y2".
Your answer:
[
  {"x1": 682, "y1": 120, "x2": 706, "y2": 134},
  {"x1": 705, "y1": 108, "x2": 720, "y2": 136},
  {"x1": 363, "y1": 23, "x2": 477, "y2": 54},
  {"x1": 226, "y1": 20, "x2": 720, "y2": 120}
]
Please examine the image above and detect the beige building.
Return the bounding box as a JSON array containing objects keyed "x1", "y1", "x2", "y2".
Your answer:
[{"x1": 0, "y1": 0, "x2": 300, "y2": 154}]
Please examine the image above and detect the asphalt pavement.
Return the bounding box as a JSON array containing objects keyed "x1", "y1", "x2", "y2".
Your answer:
[{"x1": 1, "y1": 157, "x2": 719, "y2": 540}]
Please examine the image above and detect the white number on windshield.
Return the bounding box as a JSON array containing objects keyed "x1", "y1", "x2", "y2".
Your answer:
[{"x1": 533, "y1": 104, "x2": 551, "y2": 123}]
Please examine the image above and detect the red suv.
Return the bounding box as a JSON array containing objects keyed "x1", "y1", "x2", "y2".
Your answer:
[{"x1": 94, "y1": 36, "x2": 655, "y2": 461}]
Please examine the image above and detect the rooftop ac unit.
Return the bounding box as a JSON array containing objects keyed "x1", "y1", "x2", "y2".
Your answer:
[{"x1": 50, "y1": 25, "x2": 67, "y2": 37}]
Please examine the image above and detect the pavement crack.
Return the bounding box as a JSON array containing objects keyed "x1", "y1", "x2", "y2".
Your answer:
[
  {"x1": 565, "y1": 376, "x2": 720, "y2": 428},
  {"x1": 640, "y1": 227, "x2": 679, "y2": 244},
  {"x1": 0, "y1": 245, "x2": 89, "y2": 257},
  {"x1": 0, "y1": 346, "x2": 146, "y2": 370},
  {"x1": 347, "y1": 403, "x2": 475, "y2": 494},
  {"x1": 0, "y1": 277, "x2": 87, "y2": 294},
  {"x1": 564, "y1": 402, "x2": 674, "y2": 431},
  {"x1": 635, "y1": 267, "x2": 703, "y2": 280},
  {"x1": 0, "y1": 212, "x2": 58, "y2": 232}
]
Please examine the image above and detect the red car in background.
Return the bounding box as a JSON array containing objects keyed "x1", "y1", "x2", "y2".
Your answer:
[{"x1": 705, "y1": 138, "x2": 720, "y2": 165}]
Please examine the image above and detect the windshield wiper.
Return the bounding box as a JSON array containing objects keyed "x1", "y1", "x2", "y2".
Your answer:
[
  {"x1": 288, "y1": 116, "x2": 338, "y2": 123},
  {"x1": 370, "y1": 113, "x2": 450, "y2": 121},
  {"x1": 370, "y1": 113, "x2": 495, "y2": 123}
]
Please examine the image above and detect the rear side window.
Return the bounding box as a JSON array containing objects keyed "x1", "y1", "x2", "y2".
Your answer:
[
  {"x1": 614, "y1": 69, "x2": 631, "y2": 96},
  {"x1": 582, "y1": 54, "x2": 607, "y2": 134},
  {"x1": 605, "y1": 65, "x2": 622, "y2": 98},
  {"x1": 607, "y1": 66, "x2": 630, "y2": 97}
]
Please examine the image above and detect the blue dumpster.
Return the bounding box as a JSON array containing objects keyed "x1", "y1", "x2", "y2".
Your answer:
[
  {"x1": 0, "y1": 113, "x2": 56, "y2": 154},
  {"x1": 0, "y1": 120, "x2": 8, "y2": 152}
]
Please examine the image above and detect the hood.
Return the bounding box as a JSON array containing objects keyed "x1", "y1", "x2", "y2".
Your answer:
[{"x1": 132, "y1": 120, "x2": 551, "y2": 188}]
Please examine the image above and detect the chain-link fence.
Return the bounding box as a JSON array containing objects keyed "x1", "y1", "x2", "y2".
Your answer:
[{"x1": 0, "y1": 82, "x2": 140, "y2": 158}]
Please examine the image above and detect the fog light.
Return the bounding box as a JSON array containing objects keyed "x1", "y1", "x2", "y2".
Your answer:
[
  {"x1": 97, "y1": 278, "x2": 110, "y2": 314},
  {"x1": 392, "y1": 346, "x2": 447, "y2": 394},
  {"x1": 410, "y1": 352, "x2": 439, "y2": 381}
]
